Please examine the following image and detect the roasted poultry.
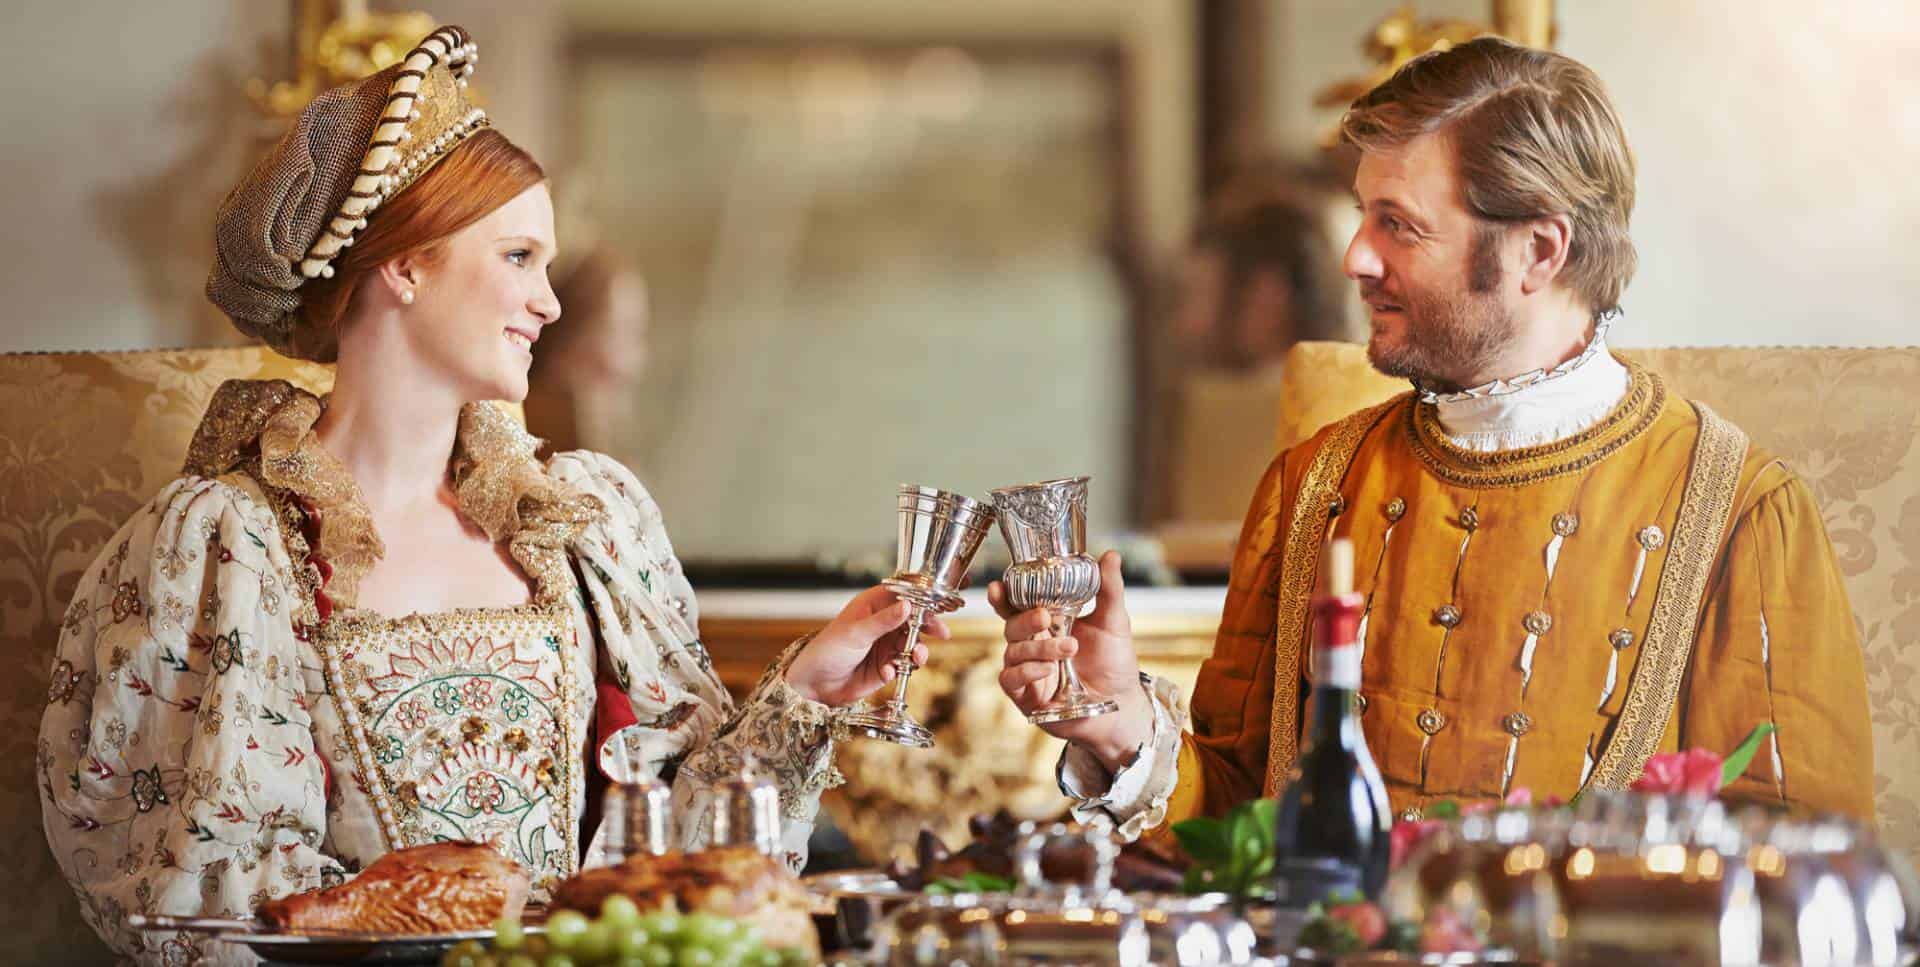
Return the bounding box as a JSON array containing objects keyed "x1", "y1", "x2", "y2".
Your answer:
[
  {"x1": 551, "y1": 847, "x2": 819, "y2": 959},
  {"x1": 256, "y1": 841, "x2": 530, "y2": 934}
]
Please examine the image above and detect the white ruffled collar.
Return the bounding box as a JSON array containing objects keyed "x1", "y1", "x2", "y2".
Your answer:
[{"x1": 1433, "y1": 336, "x2": 1631, "y2": 453}]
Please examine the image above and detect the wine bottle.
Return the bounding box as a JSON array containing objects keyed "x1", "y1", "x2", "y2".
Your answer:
[{"x1": 1272, "y1": 537, "x2": 1394, "y2": 906}]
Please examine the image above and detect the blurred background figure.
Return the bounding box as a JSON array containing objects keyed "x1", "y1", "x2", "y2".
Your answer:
[
  {"x1": 1150, "y1": 161, "x2": 1362, "y2": 571},
  {"x1": 524, "y1": 244, "x2": 651, "y2": 455},
  {"x1": 1170, "y1": 163, "x2": 1358, "y2": 372}
]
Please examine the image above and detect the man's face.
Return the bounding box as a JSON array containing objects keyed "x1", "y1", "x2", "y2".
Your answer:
[{"x1": 1345, "y1": 133, "x2": 1514, "y2": 391}]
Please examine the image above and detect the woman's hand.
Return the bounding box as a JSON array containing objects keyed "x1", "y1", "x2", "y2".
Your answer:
[{"x1": 784, "y1": 585, "x2": 951, "y2": 707}]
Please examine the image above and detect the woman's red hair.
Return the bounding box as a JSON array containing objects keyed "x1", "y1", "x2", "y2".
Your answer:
[{"x1": 298, "y1": 128, "x2": 546, "y2": 359}]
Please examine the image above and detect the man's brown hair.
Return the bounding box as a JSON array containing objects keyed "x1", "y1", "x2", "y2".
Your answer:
[{"x1": 1341, "y1": 37, "x2": 1637, "y2": 317}]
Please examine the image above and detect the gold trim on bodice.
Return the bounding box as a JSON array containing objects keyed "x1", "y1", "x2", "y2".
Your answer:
[
  {"x1": 1586, "y1": 402, "x2": 1749, "y2": 788},
  {"x1": 1263, "y1": 398, "x2": 1404, "y2": 796},
  {"x1": 1405, "y1": 360, "x2": 1667, "y2": 489}
]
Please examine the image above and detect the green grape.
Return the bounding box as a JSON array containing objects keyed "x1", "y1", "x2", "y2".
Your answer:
[
  {"x1": 523, "y1": 935, "x2": 552, "y2": 958},
  {"x1": 639, "y1": 944, "x2": 675, "y2": 967},
  {"x1": 502, "y1": 956, "x2": 538, "y2": 967},
  {"x1": 678, "y1": 948, "x2": 717, "y2": 967},
  {"x1": 643, "y1": 912, "x2": 683, "y2": 940},
  {"x1": 542, "y1": 954, "x2": 578, "y2": 967},
  {"x1": 613, "y1": 925, "x2": 652, "y2": 958},
  {"x1": 473, "y1": 956, "x2": 499, "y2": 967},
  {"x1": 709, "y1": 938, "x2": 755, "y2": 967},
  {"x1": 443, "y1": 939, "x2": 488, "y2": 967},
  {"x1": 576, "y1": 922, "x2": 615, "y2": 962},
  {"x1": 614, "y1": 958, "x2": 649, "y2": 967},
  {"x1": 545, "y1": 911, "x2": 591, "y2": 952},
  {"x1": 494, "y1": 917, "x2": 527, "y2": 951},
  {"x1": 680, "y1": 913, "x2": 734, "y2": 947},
  {"x1": 600, "y1": 894, "x2": 642, "y2": 928},
  {"x1": 743, "y1": 949, "x2": 782, "y2": 967}
]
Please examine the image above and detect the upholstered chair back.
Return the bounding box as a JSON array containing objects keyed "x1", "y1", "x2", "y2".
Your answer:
[
  {"x1": 1, "y1": 347, "x2": 336, "y2": 956},
  {"x1": 1276, "y1": 341, "x2": 1920, "y2": 872}
]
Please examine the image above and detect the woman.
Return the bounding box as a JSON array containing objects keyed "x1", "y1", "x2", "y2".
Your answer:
[{"x1": 39, "y1": 27, "x2": 936, "y2": 963}]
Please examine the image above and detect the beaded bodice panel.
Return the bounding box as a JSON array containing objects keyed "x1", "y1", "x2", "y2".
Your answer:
[{"x1": 308, "y1": 598, "x2": 594, "y2": 891}]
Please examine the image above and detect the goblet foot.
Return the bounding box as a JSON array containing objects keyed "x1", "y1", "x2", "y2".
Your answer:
[
  {"x1": 838, "y1": 703, "x2": 935, "y2": 748},
  {"x1": 1026, "y1": 694, "x2": 1119, "y2": 725}
]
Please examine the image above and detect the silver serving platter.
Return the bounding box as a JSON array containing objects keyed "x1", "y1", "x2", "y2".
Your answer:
[{"x1": 127, "y1": 913, "x2": 533, "y2": 965}]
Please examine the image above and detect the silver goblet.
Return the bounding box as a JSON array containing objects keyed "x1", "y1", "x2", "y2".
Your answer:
[
  {"x1": 990, "y1": 476, "x2": 1120, "y2": 724},
  {"x1": 839, "y1": 485, "x2": 997, "y2": 749}
]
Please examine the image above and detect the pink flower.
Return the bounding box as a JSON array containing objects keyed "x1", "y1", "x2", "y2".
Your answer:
[
  {"x1": 1391, "y1": 818, "x2": 1445, "y2": 869},
  {"x1": 1631, "y1": 747, "x2": 1724, "y2": 797}
]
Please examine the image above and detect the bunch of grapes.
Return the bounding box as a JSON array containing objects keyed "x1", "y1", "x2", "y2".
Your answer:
[{"x1": 439, "y1": 895, "x2": 813, "y2": 967}]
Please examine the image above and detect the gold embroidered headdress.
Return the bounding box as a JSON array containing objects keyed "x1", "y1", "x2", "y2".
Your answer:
[{"x1": 206, "y1": 25, "x2": 487, "y2": 361}]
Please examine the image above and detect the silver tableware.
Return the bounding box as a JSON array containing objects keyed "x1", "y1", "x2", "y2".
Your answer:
[
  {"x1": 990, "y1": 475, "x2": 1119, "y2": 724},
  {"x1": 600, "y1": 776, "x2": 673, "y2": 863},
  {"x1": 710, "y1": 761, "x2": 782, "y2": 855},
  {"x1": 840, "y1": 484, "x2": 997, "y2": 749}
]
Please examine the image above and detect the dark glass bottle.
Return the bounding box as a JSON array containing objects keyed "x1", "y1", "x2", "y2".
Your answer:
[{"x1": 1273, "y1": 538, "x2": 1393, "y2": 906}]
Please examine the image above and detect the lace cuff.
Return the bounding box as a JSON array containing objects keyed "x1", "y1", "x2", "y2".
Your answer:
[
  {"x1": 1056, "y1": 674, "x2": 1186, "y2": 841},
  {"x1": 672, "y1": 635, "x2": 841, "y2": 870}
]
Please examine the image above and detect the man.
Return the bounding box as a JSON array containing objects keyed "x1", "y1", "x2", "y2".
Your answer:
[{"x1": 992, "y1": 37, "x2": 1874, "y2": 842}]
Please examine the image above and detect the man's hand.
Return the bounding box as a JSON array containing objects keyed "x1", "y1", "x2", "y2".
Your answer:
[
  {"x1": 785, "y1": 586, "x2": 951, "y2": 707},
  {"x1": 991, "y1": 550, "x2": 1154, "y2": 772}
]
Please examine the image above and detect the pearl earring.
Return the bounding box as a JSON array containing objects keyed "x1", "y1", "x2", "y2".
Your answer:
[{"x1": 401, "y1": 290, "x2": 415, "y2": 305}]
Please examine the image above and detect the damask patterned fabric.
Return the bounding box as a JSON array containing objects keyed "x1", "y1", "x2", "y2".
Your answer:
[
  {"x1": 6, "y1": 351, "x2": 835, "y2": 964},
  {"x1": 1269, "y1": 341, "x2": 1920, "y2": 872}
]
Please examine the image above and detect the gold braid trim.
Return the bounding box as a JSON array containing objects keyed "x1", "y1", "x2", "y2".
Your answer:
[
  {"x1": 1586, "y1": 402, "x2": 1749, "y2": 789},
  {"x1": 1263, "y1": 398, "x2": 1405, "y2": 795},
  {"x1": 1406, "y1": 361, "x2": 1666, "y2": 489}
]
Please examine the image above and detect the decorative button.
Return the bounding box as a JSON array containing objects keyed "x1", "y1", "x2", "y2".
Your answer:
[
  {"x1": 1638, "y1": 525, "x2": 1666, "y2": 551},
  {"x1": 1417, "y1": 708, "x2": 1447, "y2": 735},
  {"x1": 673, "y1": 597, "x2": 690, "y2": 618},
  {"x1": 1354, "y1": 694, "x2": 1369, "y2": 715},
  {"x1": 1503, "y1": 711, "x2": 1534, "y2": 737},
  {"x1": 1523, "y1": 611, "x2": 1553, "y2": 636},
  {"x1": 1386, "y1": 497, "x2": 1408, "y2": 522},
  {"x1": 1609, "y1": 628, "x2": 1635, "y2": 651},
  {"x1": 1552, "y1": 512, "x2": 1580, "y2": 537},
  {"x1": 1433, "y1": 604, "x2": 1463, "y2": 629},
  {"x1": 1328, "y1": 494, "x2": 1348, "y2": 518},
  {"x1": 1459, "y1": 507, "x2": 1480, "y2": 532}
]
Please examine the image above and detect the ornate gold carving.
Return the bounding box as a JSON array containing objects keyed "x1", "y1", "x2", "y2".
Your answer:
[
  {"x1": 246, "y1": 0, "x2": 440, "y2": 122},
  {"x1": 1588, "y1": 404, "x2": 1749, "y2": 790},
  {"x1": 1265, "y1": 399, "x2": 1404, "y2": 796}
]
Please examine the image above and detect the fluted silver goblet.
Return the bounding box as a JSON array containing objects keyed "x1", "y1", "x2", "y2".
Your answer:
[
  {"x1": 840, "y1": 485, "x2": 997, "y2": 749},
  {"x1": 990, "y1": 476, "x2": 1119, "y2": 724}
]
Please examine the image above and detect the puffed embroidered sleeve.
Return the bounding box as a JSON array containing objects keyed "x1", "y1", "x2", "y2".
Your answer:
[
  {"x1": 547, "y1": 451, "x2": 839, "y2": 871},
  {"x1": 1685, "y1": 466, "x2": 1876, "y2": 820},
  {"x1": 39, "y1": 476, "x2": 341, "y2": 964}
]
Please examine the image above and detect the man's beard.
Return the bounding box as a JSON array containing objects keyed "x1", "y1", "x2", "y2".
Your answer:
[{"x1": 1364, "y1": 227, "x2": 1517, "y2": 392}]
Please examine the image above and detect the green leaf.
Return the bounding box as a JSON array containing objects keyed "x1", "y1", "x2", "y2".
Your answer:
[
  {"x1": 1172, "y1": 817, "x2": 1233, "y2": 864},
  {"x1": 1179, "y1": 865, "x2": 1212, "y2": 895},
  {"x1": 1720, "y1": 722, "x2": 1778, "y2": 788},
  {"x1": 1426, "y1": 800, "x2": 1461, "y2": 819}
]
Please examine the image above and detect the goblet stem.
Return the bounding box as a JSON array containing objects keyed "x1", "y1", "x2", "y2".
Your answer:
[
  {"x1": 1050, "y1": 612, "x2": 1095, "y2": 701},
  {"x1": 885, "y1": 603, "x2": 929, "y2": 712}
]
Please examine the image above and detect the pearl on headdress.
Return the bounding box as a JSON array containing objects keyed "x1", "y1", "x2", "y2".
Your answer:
[
  {"x1": 399, "y1": 130, "x2": 412, "y2": 143},
  {"x1": 409, "y1": 108, "x2": 421, "y2": 122},
  {"x1": 341, "y1": 235, "x2": 354, "y2": 247},
  {"x1": 320, "y1": 264, "x2": 335, "y2": 279}
]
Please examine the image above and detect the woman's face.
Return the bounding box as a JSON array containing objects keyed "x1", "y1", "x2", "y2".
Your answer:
[{"x1": 404, "y1": 184, "x2": 561, "y2": 403}]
